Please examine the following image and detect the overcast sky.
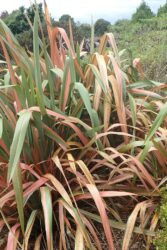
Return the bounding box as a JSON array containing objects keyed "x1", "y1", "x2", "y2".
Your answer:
[{"x1": 0, "y1": 0, "x2": 166, "y2": 23}]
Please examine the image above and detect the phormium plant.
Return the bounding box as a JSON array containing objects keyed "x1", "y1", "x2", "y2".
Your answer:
[{"x1": 0, "y1": 2, "x2": 166, "y2": 249}]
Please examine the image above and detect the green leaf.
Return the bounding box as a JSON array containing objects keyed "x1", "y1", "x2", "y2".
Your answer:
[
  {"x1": 23, "y1": 210, "x2": 37, "y2": 250},
  {"x1": 39, "y1": 35, "x2": 55, "y2": 110},
  {"x1": 128, "y1": 93, "x2": 136, "y2": 127},
  {"x1": 146, "y1": 102, "x2": 167, "y2": 142},
  {"x1": 60, "y1": 57, "x2": 70, "y2": 110},
  {"x1": 74, "y1": 82, "x2": 102, "y2": 149},
  {"x1": 51, "y1": 68, "x2": 64, "y2": 80},
  {"x1": 139, "y1": 141, "x2": 152, "y2": 163},
  {"x1": 0, "y1": 115, "x2": 3, "y2": 138},
  {"x1": 21, "y1": 69, "x2": 33, "y2": 107},
  {"x1": 90, "y1": 16, "x2": 94, "y2": 54},
  {"x1": 88, "y1": 64, "x2": 106, "y2": 94},
  {"x1": 33, "y1": 12, "x2": 45, "y2": 114},
  {"x1": 40, "y1": 187, "x2": 53, "y2": 250},
  {"x1": 80, "y1": 209, "x2": 155, "y2": 236},
  {"x1": 13, "y1": 166, "x2": 24, "y2": 233},
  {"x1": 43, "y1": 124, "x2": 68, "y2": 151},
  {"x1": 7, "y1": 111, "x2": 31, "y2": 182},
  {"x1": 74, "y1": 82, "x2": 93, "y2": 124},
  {"x1": 69, "y1": 52, "x2": 76, "y2": 83}
]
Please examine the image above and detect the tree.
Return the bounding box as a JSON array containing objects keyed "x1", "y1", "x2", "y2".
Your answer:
[
  {"x1": 58, "y1": 14, "x2": 82, "y2": 44},
  {"x1": 0, "y1": 11, "x2": 9, "y2": 19},
  {"x1": 27, "y1": 3, "x2": 44, "y2": 23},
  {"x1": 111, "y1": 19, "x2": 131, "y2": 33},
  {"x1": 58, "y1": 14, "x2": 75, "y2": 34},
  {"x1": 59, "y1": 14, "x2": 74, "y2": 26},
  {"x1": 132, "y1": 1, "x2": 154, "y2": 22},
  {"x1": 157, "y1": 2, "x2": 167, "y2": 17},
  {"x1": 3, "y1": 4, "x2": 44, "y2": 35},
  {"x1": 76, "y1": 24, "x2": 91, "y2": 41},
  {"x1": 94, "y1": 18, "x2": 110, "y2": 36},
  {"x1": 0, "y1": 4, "x2": 45, "y2": 51},
  {"x1": 4, "y1": 7, "x2": 26, "y2": 34}
]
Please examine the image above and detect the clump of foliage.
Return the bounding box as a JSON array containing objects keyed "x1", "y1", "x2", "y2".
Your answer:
[
  {"x1": 157, "y1": 2, "x2": 167, "y2": 17},
  {"x1": 94, "y1": 18, "x2": 110, "y2": 36},
  {"x1": 0, "y1": 5, "x2": 111, "y2": 51},
  {"x1": 154, "y1": 190, "x2": 167, "y2": 249},
  {"x1": 0, "y1": 2, "x2": 167, "y2": 249},
  {"x1": 3, "y1": 4, "x2": 44, "y2": 34},
  {"x1": 109, "y1": 15, "x2": 167, "y2": 82},
  {"x1": 108, "y1": 1, "x2": 167, "y2": 82},
  {"x1": 55, "y1": 14, "x2": 91, "y2": 43},
  {"x1": 0, "y1": 4, "x2": 45, "y2": 52},
  {"x1": 132, "y1": 0, "x2": 154, "y2": 22}
]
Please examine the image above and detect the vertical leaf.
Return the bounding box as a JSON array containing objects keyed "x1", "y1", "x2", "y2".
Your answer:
[
  {"x1": 90, "y1": 16, "x2": 94, "y2": 54},
  {"x1": 0, "y1": 115, "x2": 3, "y2": 138},
  {"x1": 33, "y1": 12, "x2": 45, "y2": 114},
  {"x1": 23, "y1": 210, "x2": 37, "y2": 250},
  {"x1": 40, "y1": 187, "x2": 53, "y2": 250},
  {"x1": 7, "y1": 111, "x2": 31, "y2": 182},
  {"x1": 12, "y1": 167, "x2": 24, "y2": 233},
  {"x1": 75, "y1": 227, "x2": 84, "y2": 250}
]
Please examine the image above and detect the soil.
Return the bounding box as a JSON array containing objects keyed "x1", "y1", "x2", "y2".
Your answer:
[{"x1": 101, "y1": 228, "x2": 156, "y2": 249}]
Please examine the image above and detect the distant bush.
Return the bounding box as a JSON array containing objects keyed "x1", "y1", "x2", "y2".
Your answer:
[
  {"x1": 132, "y1": 1, "x2": 154, "y2": 22},
  {"x1": 109, "y1": 15, "x2": 167, "y2": 82},
  {"x1": 94, "y1": 18, "x2": 110, "y2": 36},
  {"x1": 157, "y1": 3, "x2": 167, "y2": 17}
]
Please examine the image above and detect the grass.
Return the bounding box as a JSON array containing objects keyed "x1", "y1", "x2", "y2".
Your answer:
[
  {"x1": 110, "y1": 16, "x2": 167, "y2": 82},
  {"x1": 0, "y1": 2, "x2": 167, "y2": 249}
]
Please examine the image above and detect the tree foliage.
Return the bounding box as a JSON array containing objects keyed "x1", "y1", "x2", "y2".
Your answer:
[
  {"x1": 59, "y1": 14, "x2": 75, "y2": 27},
  {"x1": 55, "y1": 15, "x2": 91, "y2": 43},
  {"x1": 0, "y1": 4, "x2": 45, "y2": 52},
  {"x1": 2, "y1": 4, "x2": 44, "y2": 34},
  {"x1": 76, "y1": 23, "x2": 91, "y2": 40},
  {"x1": 0, "y1": 11, "x2": 9, "y2": 19},
  {"x1": 58, "y1": 14, "x2": 76, "y2": 37},
  {"x1": 132, "y1": 1, "x2": 154, "y2": 22},
  {"x1": 157, "y1": 2, "x2": 167, "y2": 17},
  {"x1": 95, "y1": 18, "x2": 110, "y2": 36}
]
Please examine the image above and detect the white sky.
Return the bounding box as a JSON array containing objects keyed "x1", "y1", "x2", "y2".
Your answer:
[{"x1": 0, "y1": 0, "x2": 166, "y2": 23}]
